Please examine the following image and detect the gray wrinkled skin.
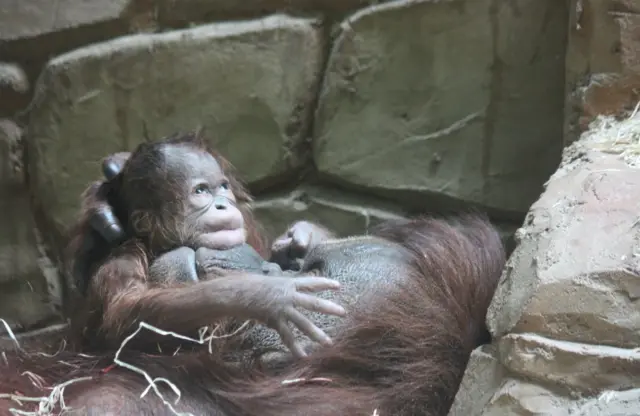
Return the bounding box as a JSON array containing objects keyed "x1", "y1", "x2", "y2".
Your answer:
[
  {"x1": 149, "y1": 247, "x2": 199, "y2": 283},
  {"x1": 234, "y1": 237, "x2": 411, "y2": 372},
  {"x1": 149, "y1": 238, "x2": 411, "y2": 373}
]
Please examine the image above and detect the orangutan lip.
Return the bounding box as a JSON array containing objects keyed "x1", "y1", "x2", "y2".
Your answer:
[
  {"x1": 213, "y1": 228, "x2": 243, "y2": 236},
  {"x1": 196, "y1": 228, "x2": 246, "y2": 250},
  {"x1": 209, "y1": 226, "x2": 243, "y2": 234}
]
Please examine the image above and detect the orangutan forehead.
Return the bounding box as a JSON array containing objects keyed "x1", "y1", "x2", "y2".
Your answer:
[{"x1": 160, "y1": 145, "x2": 225, "y2": 181}]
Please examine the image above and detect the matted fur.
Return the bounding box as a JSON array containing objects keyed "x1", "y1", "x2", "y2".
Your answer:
[{"x1": 1, "y1": 214, "x2": 504, "y2": 416}]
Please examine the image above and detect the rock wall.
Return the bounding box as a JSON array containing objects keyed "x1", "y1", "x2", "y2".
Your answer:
[
  {"x1": 0, "y1": 0, "x2": 567, "y2": 334},
  {"x1": 450, "y1": 1, "x2": 640, "y2": 413},
  {"x1": 450, "y1": 110, "x2": 640, "y2": 416}
]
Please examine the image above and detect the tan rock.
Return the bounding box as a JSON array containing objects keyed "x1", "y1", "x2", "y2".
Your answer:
[
  {"x1": 481, "y1": 380, "x2": 576, "y2": 416},
  {"x1": 26, "y1": 15, "x2": 324, "y2": 245},
  {"x1": 499, "y1": 333, "x2": 640, "y2": 392},
  {"x1": 572, "y1": 389, "x2": 640, "y2": 415},
  {"x1": 487, "y1": 114, "x2": 640, "y2": 348},
  {"x1": 313, "y1": 0, "x2": 565, "y2": 215},
  {"x1": 448, "y1": 345, "x2": 506, "y2": 416},
  {"x1": 472, "y1": 379, "x2": 640, "y2": 415}
]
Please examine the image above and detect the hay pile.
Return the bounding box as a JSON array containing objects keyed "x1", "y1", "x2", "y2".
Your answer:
[{"x1": 584, "y1": 101, "x2": 640, "y2": 167}]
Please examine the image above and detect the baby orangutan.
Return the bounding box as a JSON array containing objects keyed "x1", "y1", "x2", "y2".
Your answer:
[{"x1": 69, "y1": 133, "x2": 346, "y2": 358}]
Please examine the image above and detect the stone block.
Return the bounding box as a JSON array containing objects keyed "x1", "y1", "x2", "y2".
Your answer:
[
  {"x1": 252, "y1": 185, "x2": 406, "y2": 240},
  {"x1": 0, "y1": 0, "x2": 140, "y2": 41},
  {"x1": 499, "y1": 333, "x2": 640, "y2": 392},
  {"x1": 481, "y1": 380, "x2": 576, "y2": 415},
  {"x1": 572, "y1": 388, "x2": 640, "y2": 415},
  {"x1": 0, "y1": 120, "x2": 62, "y2": 334},
  {"x1": 478, "y1": 379, "x2": 640, "y2": 415},
  {"x1": 487, "y1": 114, "x2": 640, "y2": 348},
  {"x1": 313, "y1": 0, "x2": 565, "y2": 215},
  {"x1": 158, "y1": 0, "x2": 388, "y2": 25},
  {"x1": 448, "y1": 345, "x2": 505, "y2": 416},
  {"x1": 26, "y1": 15, "x2": 324, "y2": 240},
  {"x1": 0, "y1": 62, "x2": 29, "y2": 117}
]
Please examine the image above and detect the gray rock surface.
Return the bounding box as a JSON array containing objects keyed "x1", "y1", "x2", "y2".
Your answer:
[
  {"x1": 0, "y1": 0, "x2": 136, "y2": 41},
  {"x1": 314, "y1": 0, "x2": 564, "y2": 215},
  {"x1": 157, "y1": 0, "x2": 389, "y2": 26},
  {"x1": 252, "y1": 186, "x2": 406, "y2": 240},
  {"x1": 0, "y1": 120, "x2": 62, "y2": 334}
]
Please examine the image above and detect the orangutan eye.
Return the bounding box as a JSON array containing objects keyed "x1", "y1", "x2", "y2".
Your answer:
[
  {"x1": 193, "y1": 183, "x2": 210, "y2": 195},
  {"x1": 219, "y1": 181, "x2": 230, "y2": 191}
]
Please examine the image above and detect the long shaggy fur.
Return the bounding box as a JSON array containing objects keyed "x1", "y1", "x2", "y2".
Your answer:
[
  {"x1": 1, "y1": 214, "x2": 504, "y2": 416},
  {"x1": 205, "y1": 214, "x2": 505, "y2": 416}
]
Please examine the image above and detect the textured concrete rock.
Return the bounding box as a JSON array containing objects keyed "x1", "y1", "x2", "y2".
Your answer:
[
  {"x1": 252, "y1": 186, "x2": 406, "y2": 240},
  {"x1": 0, "y1": 0, "x2": 145, "y2": 41},
  {"x1": 314, "y1": 0, "x2": 565, "y2": 215},
  {"x1": 450, "y1": 112, "x2": 640, "y2": 415},
  {"x1": 572, "y1": 388, "x2": 640, "y2": 415},
  {"x1": 499, "y1": 333, "x2": 640, "y2": 392},
  {"x1": 488, "y1": 114, "x2": 640, "y2": 348},
  {"x1": 27, "y1": 15, "x2": 324, "y2": 239},
  {"x1": 481, "y1": 380, "x2": 577, "y2": 415},
  {"x1": 0, "y1": 62, "x2": 29, "y2": 94},
  {"x1": 465, "y1": 380, "x2": 640, "y2": 415},
  {"x1": 0, "y1": 120, "x2": 62, "y2": 334},
  {"x1": 158, "y1": 0, "x2": 388, "y2": 25},
  {"x1": 448, "y1": 345, "x2": 505, "y2": 416},
  {"x1": 0, "y1": 62, "x2": 29, "y2": 117},
  {"x1": 254, "y1": 186, "x2": 519, "y2": 252}
]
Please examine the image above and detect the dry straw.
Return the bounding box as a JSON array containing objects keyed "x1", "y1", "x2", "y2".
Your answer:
[
  {"x1": 585, "y1": 101, "x2": 640, "y2": 166},
  {"x1": 0, "y1": 319, "x2": 250, "y2": 416}
]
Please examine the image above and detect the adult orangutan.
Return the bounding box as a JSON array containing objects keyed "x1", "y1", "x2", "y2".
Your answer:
[{"x1": 0, "y1": 131, "x2": 505, "y2": 416}]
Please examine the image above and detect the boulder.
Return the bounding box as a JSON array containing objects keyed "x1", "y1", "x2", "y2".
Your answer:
[
  {"x1": 499, "y1": 333, "x2": 640, "y2": 392},
  {"x1": 480, "y1": 380, "x2": 577, "y2": 416},
  {"x1": 448, "y1": 345, "x2": 506, "y2": 416},
  {"x1": 313, "y1": 0, "x2": 565, "y2": 215},
  {"x1": 0, "y1": 0, "x2": 141, "y2": 41},
  {"x1": 157, "y1": 0, "x2": 390, "y2": 26},
  {"x1": 487, "y1": 114, "x2": 640, "y2": 349},
  {"x1": 252, "y1": 185, "x2": 406, "y2": 239},
  {"x1": 0, "y1": 120, "x2": 62, "y2": 334},
  {"x1": 451, "y1": 110, "x2": 640, "y2": 416}
]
